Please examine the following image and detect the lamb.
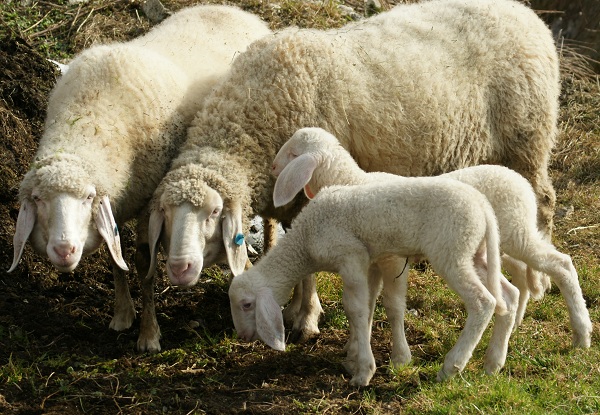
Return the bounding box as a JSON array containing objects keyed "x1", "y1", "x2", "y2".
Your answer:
[
  {"x1": 229, "y1": 175, "x2": 521, "y2": 386},
  {"x1": 271, "y1": 127, "x2": 592, "y2": 366},
  {"x1": 147, "y1": 0, "x2": 560, "y2": 344},
  {"x1": 9, "y1": 4, "x2": 271, "y2": 353}
]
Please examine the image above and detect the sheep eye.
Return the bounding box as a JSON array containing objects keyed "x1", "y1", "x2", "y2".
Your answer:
[
  {"x1": 242, "y1": 302, "x2": 253, "y2": 311},
  {"x1": 32, "y1": 195, "x2": 41, "y2": 202}
]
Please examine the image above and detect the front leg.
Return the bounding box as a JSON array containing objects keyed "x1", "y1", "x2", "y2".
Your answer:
[
  {"x1": 135, "y1": 242, "x2": 161, "y2": 353},
  {"x1": 109, "y1": 260, "x2": 136, "y2": 331},
  {"x1": 340, "y1": 259, "x2": 376, "y2": 387},
  {"x1": 288, "y1": 274, "x2": 324, "y2": 343}
]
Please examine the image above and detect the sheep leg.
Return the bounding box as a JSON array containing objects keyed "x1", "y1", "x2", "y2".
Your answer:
[
  {"x1": 378, "y1": 257, "x2": 411, "y2": 367},
  {"x1": 500, "y1": 254, "x2": 531, "y2": 327},
  {"x1": 287, "y1": 274, "x2": 323, "y2": 343},
  {"x1": 136, "y1": 242, "x2": 161, "y2": 353},
  {"x1": 340, "y1": 258, "x2": 377, "y2": 387},
  {"x1": 344, "y1": 263, "x2": 383, "y2": 355},
  {"x1": 109, "y1": 262, "x2": 136, "y2": 331},
  {"x1": 436, "y1": 266, "x2": 496, "y2": 382},
  {"x1": 519, "y1": 248, "x2": 592, "y2": 348},
  {"x1": 483, "y1": 277, "x2": 519, "y2": 374}
]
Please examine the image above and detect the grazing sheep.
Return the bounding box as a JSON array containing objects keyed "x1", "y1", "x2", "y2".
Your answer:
[
  {"x1": 229, "y1": 177, "x2": 520, "y2": 386},
  {"x1": 149, "y1": 0, "x2": 560, "y2": 343},
  {"x1": 272, "y1": 127, "x2": 592, "y2": 367},
  {"x1": 9, "y1": 5, "x2": 271, "y2": 353}
]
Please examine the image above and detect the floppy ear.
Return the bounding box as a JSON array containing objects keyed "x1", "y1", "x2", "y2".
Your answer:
[
  {"x1": 255, "y1": 287, "x2": 286, "y2": 351},
  {"x1": 273, "y1": 153, "x2": 318, "y2": 208},
  {"x1": 8, "y1": 200, "x2": 36, "y2": 272},
  {"x1": 146, "y1": 207, "x2": 164, "y2": 280},
  {"x1": 95, "y1": 195, "x2": 129, "y2": 271},
  {"x1": 222, "y1": 201, "x2": 248, "y2": 276}
]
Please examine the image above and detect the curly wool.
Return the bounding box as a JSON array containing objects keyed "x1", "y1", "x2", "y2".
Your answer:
[
  {"x1": 19, "y1": 154, "x2": 104, "y2": 200},
  {"x1": 183, "y1": 0, "x2": 559, "y2": 233}
]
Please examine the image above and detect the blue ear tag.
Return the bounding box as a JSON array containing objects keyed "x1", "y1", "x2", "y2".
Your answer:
[{"x1": 234, "y1": 233, "x2": 245, "y2": 246}]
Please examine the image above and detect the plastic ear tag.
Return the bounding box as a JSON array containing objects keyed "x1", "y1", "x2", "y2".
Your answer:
[{"x1": 234, "y1": 233, "x2": 245, "y2": 246}]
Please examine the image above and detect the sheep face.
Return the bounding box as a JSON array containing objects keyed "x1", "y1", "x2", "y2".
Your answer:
[
  {"x1": 10, "y1": 185, "x2": 129, "y2": 273},
  {"x1": 228, "y1": 275, "x2": 285, "y2": 351},
  {"x1": 147, "y1": 184, "x2": 248, "y2": 286}
]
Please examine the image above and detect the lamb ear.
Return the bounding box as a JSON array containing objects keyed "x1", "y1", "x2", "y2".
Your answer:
[
  {"x1": 146, "y1": 208, "x2": 164, "y2": 280},
  {"x1": 222, "y1": 202, "x2": 248, "y2": 276},
  {"x1": 255, "y1": 287, "x2": 286, "y2": 351},
  {"x1": 95, "y1": 195, "x2": 129, "y2": 271},
  {"x1": 8, "y1": 200, "x2": 36, "y2": 272},
  {"x1": 273, "y1": 153, "x2": 318, "y2": 208}
]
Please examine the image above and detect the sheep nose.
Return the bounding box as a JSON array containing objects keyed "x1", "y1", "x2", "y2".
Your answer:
[
  {"x1": 168, "y1": 260, "x2": 191, "y2": 279},
  {"x1": 54, "y1": 243, "x2": 76, "y2": 259}
]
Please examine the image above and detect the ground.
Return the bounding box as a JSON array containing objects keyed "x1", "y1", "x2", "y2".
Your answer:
[{"x1": 0, "y1": 1, "x2": 599, "y2": 414}]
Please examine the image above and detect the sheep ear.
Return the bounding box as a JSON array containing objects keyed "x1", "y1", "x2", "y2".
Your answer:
[
  {"x1": 95, "y1": 195, "x2": 129, "y2": 271},
  {"x1": 8, "y1": 200, "x2": 36, "y2": 272},
  {"x1": 146, "y1": 208, "x2": 164, "y2": 280},
  {"x1": 255, "y1": 287, "x2": 286, "y2": 351},
  {"x1": 273, "y1": 153, "x2": 318, "y2": 207},
  {"x1": 222, "y1": 202, "x2": 248, "y2": 276}
]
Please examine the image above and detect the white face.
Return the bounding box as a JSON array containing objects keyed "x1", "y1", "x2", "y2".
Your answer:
[
  {"x1": 160, "y1": 196, "x2": 224, "y2": 287},
  {"x1": 271, "y1": 140, "x2": 299, "y2": 177},
  {"x1": 229, "y1": 285, "x2": 259, "y2": 342},
  {"x1": 29, "y1": 185, "x2": 101, "y2": 272}
]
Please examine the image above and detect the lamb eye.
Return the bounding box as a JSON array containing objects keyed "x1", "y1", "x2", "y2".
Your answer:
[
  {"x1": 32, "y1": 195, "x2": 41, "y2": 202},
  {"x1": 242, "y1": 302, "x2": 253, "y2": 311}
]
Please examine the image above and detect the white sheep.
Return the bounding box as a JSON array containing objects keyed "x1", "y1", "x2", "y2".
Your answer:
[
  {"x1": 148, "y1": 0, "x2": 560, "y2": 344},
  {"x1": 229, "y1": 175, "x2": 521, "y2": 386},
  {"x1": 9, "y1": 4, "x2": 271, "y2": 353},
  {"x1": 271, "y1": 127, "x2": 592, "y2": 366}
]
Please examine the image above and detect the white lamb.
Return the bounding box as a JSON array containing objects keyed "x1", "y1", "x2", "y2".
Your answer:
[
  {"x1": 271, "y1": 127, "x2": 592, "y2": 366},
  {"x1": 9, "y1": 5, "x2": 271, "y2": 353},
  {"x1": 229, "y1": 175, "x2": 521, "y2": 386},
  {"x1": 148, "y1": 0, "x2": 560, "y2": 344}
]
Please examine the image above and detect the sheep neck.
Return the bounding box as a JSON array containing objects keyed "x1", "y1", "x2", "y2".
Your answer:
[{"x1": 254, "y1": 228, "x2": 318, "y2": 306}]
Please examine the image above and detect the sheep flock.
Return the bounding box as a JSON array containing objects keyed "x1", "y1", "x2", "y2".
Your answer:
[{"x1": 5, "y1": 0, "x2": 596, "y2": 399}]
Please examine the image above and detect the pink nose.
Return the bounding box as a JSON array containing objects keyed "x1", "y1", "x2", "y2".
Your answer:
[
  {"x1": 54, "y1": 244, "x2": 76, "y2": 259},
  {"x1": 168, "y1": 260, "x2": 191, "y2": 278}
]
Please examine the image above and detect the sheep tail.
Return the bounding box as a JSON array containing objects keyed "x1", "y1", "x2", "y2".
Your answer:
[{"x1": 483, "y1": 204, "x2": 509, "y2": 315}]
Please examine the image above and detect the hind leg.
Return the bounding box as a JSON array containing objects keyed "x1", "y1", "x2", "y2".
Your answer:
[
  {"x1": 473, "y1": 253, "x2": 519, "y2": 374},
  {"x1": 500, "y1": 255, "x2": 531, "y2": 327},
  {"x1": 435, "y1": 266, "x2": 496, "y2": 381}
]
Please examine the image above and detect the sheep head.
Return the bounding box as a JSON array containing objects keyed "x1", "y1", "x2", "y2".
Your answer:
[
  {"x1": 228, "y1": 270, "x2": 285, "y2": 351},
  {"x1": 10, "y1": 154, "x2": 128, "y2": 273},
  {"x1": 272, "y1": 127, "x2": 341, "y2": 207},
  {"x1": 147, "y1": 164, "x2": 249, "y2": 286}
]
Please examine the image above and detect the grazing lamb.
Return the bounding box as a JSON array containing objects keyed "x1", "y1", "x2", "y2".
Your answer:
[
  {"x1": 271, "y1": 127, "x2": 592, "y2": 367},
  {"x1": 149, "y1": 0, "x2": 560, "y2": 344},
  {"x1": 9, "y1": 5, "x2": 271, "y2": 353},
  {"x1": 229, "y1": 177, "x2": 520, "y2": 386}
]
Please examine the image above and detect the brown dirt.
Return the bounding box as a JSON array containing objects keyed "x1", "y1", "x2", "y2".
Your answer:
[{"x1": 0, "y1": 1, "x2": 598, "y2": 414}]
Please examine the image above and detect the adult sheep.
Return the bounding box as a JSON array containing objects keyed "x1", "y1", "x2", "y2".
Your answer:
[
  {"x1": 147, "y1": 0, "x2": 560, "y2": 342},
  {"x1": 9, "y1": 5, "x2": 271, "y2": 353}
]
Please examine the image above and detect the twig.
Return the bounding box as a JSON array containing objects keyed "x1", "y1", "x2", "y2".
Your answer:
[{"x1": 567, "y1": 224, "x2": 599, "y2": 234}]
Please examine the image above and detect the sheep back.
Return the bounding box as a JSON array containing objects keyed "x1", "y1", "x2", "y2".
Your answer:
[{"x1": 186, "y1": 0, "x2": 558, "y2": 222}]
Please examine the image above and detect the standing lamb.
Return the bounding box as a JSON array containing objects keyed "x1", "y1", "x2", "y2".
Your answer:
[
  {"x1": 147, "y1": 0, "x2": 560, "y2": 343},
  {"x1": 9, "y1": 5, "x2": 271, "y2": 353},
  {"x1": 229, "y1": 177, "x2": 521, "y2": 386},
  {"x1": 271, "y1": 127, "x2": 592, "y2": 367}
]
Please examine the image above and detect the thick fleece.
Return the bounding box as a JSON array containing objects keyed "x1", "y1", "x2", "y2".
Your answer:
[
  {"x1": 11, "y1": 4, "x2": 272, "y2": 354},
  {"x1": 155, "y1": 0, "x2": 560, "y2": 342}
]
